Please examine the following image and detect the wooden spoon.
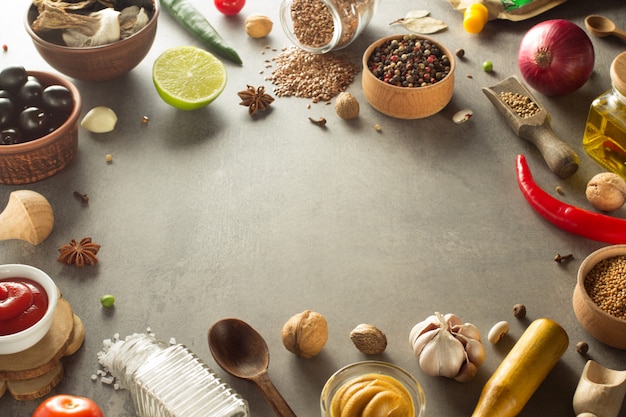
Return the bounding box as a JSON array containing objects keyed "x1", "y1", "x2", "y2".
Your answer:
[
  {"x1": 208, "y1": 318, "x2": 297, "y2": 417},
  {"x1": 0, "y1": 190, "x2": 54, "y2": 245},
  {"x1": 585, "y1": 15, "x2": 626, "y2": 41}
]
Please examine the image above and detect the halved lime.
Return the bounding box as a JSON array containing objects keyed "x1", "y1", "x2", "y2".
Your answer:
[{"x1": 152, "y1": 46, "x2": 227, "y2": 111}]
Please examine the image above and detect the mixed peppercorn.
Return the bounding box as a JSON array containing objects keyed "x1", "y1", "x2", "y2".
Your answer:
[{"x1": 367, "y1": 34, "x2": 451, "y2": 88}]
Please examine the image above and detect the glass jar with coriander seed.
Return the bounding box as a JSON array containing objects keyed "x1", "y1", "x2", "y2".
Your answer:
[{"x1": 279, "y1": 0, "x2": 380, "y2": 53}]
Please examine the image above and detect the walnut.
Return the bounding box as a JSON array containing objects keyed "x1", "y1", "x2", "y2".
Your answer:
[
  {"x1": 281, "y1": 310, "x2": 328, "y2": 358},
  {"x1": 245, "y1": 14, "x2": 273, "y2": 38},
  {"x1": 586, "y1": 172, "x2": 626, "y2": 212},
  {"x1": 334, "y1": 92, "x2": 360, "y2": 120},
  {"x1": 350, "y1": 324, "x2": 387, "y2": 355}
]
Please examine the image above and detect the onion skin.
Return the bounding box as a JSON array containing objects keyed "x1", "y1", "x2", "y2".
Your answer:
[{"x1": 518, "y1": 19, "x2": 594, "y2": 96}]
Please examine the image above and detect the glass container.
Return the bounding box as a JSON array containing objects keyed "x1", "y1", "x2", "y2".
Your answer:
[
  {"x1": 320, "y1": 361, "x2": 426, "y2": 417},
  {"x1": 279, "y1": 0, "x2": 379, "y2": 53},
  {"x1": 101, "y1": 333, "x2": 249, "y2": 417},
  {"x1": 583, "y1": 51, "x2": 626, "y2": 179}
]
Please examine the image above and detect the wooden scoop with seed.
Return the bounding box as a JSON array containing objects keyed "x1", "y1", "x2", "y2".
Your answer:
[{"x1": 482, "y1": 75, "x2": 579, "y2": 179}]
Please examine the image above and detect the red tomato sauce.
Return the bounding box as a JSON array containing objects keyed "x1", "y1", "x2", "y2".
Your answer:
[{"x1": 0, "y1": 277, "x2": 49, "y2": 336}]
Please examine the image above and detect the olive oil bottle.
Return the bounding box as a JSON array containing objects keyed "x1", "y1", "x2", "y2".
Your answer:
[{"x1": 583, "y1": 51, "x2": 626, "y2": 179}]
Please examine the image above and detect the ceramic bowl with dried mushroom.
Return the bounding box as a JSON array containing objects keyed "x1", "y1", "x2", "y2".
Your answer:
[
  {"x1": 0, "y1": 264, "x2": 59, "y2": 355},
  {"x1": 362, "y1": 34, "x2": 455, "y2": 119},
  {"x1": 0, "y1": 70, "x2": 81, "y2": 184},
  {"x1": 573, "y1": 244, "x2": 626, "y2": 349},
  {"x1": 321, "y1": 361, "x2": 426, "y2": 417},
  {"x1": 24, "y1": 0, "x2": 159, "y2": 81}
]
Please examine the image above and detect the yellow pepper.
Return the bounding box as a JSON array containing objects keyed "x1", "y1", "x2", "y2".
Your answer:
[{"x1": 463, "y1": 3, "x2": 489, "y2": 34}]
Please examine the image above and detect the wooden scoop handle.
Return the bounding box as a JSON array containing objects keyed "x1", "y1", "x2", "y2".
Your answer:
[{"x1": 519, "y1": 123, "x2": 580, "y2": 179}]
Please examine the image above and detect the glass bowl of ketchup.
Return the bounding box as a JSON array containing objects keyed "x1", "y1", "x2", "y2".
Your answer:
[{"x1": 0, "y1": 264, "x2": 58, "y2": 354}]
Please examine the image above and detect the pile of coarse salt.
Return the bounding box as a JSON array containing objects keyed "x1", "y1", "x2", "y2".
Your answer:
[{"x1": 93, "y1": 327, "x2": 177, "y2": 391}]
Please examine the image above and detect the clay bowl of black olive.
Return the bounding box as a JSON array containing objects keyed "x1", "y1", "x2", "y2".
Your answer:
[
  {"x1": 0, "y1": 67, "x2": 81, "y2": 185},
  {"x1": 573, "y1": 245, "x2": 626, "y2": 350},
  {"x1": 24, "y1": 0, "x2": 159, "y2": 82},
  {"x1": 362, "y1": 34, "x2": 456, "y2": 119}
]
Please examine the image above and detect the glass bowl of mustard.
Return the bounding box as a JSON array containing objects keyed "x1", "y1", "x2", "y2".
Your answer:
[{"x1": 321, "y1": 360, "x2": 426, "y2": 417}]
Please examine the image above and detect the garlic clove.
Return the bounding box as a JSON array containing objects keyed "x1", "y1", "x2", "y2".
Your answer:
[
  {"x1": 411, "y1": 327, "x2": 439, "y2": 357},
  {"x1": 454, "y1": 361, "x2": 477, "y2": 382},
  {"x1": 444, "y1": 313, "x2": 463, "y2": 327},
  {"x1": 409, "y1": 315, "x2": 439, "y2": 343},
  {"x1": 418, "y1": 330, "x2": 465, "y2": 378},
  {"x1": 464, "y1": 337, "x2": 486, "y2": 367},
  {"x1": 452, "y1": 322, "x2": 482, "y2": 341},
  {"x1": 81, "y1": 106, "x2": 118, "y2": 133}
]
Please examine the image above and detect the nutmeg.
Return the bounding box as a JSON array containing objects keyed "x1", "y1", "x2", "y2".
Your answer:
[
  {"x1": 281, "y1": 310, "x2": 328, "y2": 358},
  {"x1": 350, "y1": 324, "x2": 387, "y2": 355},
  {"x1": 334, "y1": 92, "x2": 360, "y2": 120},
  {"x1": 245, "y1": 14, "x2": 273, "y2": 39}
]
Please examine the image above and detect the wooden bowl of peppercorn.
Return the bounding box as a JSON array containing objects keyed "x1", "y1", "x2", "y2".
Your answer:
[
  {"x1": 573, "y1": 245, "x2": 626, "y2": 349},
  {"x1": 362, "y1": 34, "x2": 455, "y2": 119}
]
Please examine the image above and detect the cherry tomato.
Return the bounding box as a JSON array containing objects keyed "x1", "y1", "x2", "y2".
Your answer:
[
  {"x1": 33, "y1": 395, "x2": 104, "y2": 417},
  {"x1": 214, "y1": 0, "x2": 245, "y2": 16}
]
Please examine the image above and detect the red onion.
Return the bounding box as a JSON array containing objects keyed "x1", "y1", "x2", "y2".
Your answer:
[{"x1": 518, "y1": 19, "x2": 594, "y2": 96}]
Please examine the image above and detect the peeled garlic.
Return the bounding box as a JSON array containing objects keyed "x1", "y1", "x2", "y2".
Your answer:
[
  {"x1": 409, "y1": 312, "x2": 485, "y2": 381},
  {"x1": 81, "y1": 106, "x2": 118, "y2": 133}
]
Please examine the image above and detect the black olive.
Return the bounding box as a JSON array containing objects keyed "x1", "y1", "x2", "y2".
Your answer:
[
  {"x1": 0, "y1": 97, "x2": 15, "y2": 128},
  {"x1": 18, "y1": 106, "x2": 48, "y2": 140},
  {"x1": 19, "y1": 78, "x2": 43, "y2": 107},
  {"x1": 0, "y1": 127, "x2": 24, "y2": 145},
  {"x1": 0, "y1": 66, "x2": 27, "y2": 92},
  {"x1": 42, "y1": 85, "x2": 73, "y2": 115},
  {"x1": 0, "y1": 89, "x2": 13, "y2": 100},
  {"x1": 44, "y1": 112, "x2": 68, "y2": 133}
]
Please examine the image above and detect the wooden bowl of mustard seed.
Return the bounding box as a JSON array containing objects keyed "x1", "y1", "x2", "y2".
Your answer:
[
  {"x1": 573, "y1": 245, "x2": 626, "y2": 349},
  {"x1": 362, "y1": 34, "x2": 455, "y2": 119}
]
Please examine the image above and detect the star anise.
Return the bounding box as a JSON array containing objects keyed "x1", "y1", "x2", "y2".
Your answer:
[
  {"x1": 237, "y1": 85, "x2": 274, "y2": 116},
  {"x1": 57, "y1": 237, "x2": 101, "y2": 268}
]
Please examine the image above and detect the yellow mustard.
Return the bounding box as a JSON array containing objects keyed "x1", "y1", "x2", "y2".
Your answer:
[{"x1": 331, "y1": 373, "x2": 414, "y2": 417}]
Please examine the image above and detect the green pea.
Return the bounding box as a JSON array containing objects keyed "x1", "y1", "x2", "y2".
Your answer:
[
  {"x1": 482, "y1": 60, "x2": 494, "y2": 72},
  {"x1": 100, "y1": 294, "x2": 115, "y2": 308}
]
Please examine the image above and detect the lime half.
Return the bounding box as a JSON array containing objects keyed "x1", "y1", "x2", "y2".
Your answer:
[{"x1": 153, "y1": 46, "x2": 227, "y2": 111}]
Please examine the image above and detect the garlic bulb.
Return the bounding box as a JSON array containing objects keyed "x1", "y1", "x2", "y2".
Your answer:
[{"x1": 409, "y1": 312, "x2": 485, "y2": 382}]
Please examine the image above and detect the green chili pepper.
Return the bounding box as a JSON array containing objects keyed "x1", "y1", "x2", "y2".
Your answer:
[{"x1": 159, "y1": 0, "x2": 242, "y2": 65}]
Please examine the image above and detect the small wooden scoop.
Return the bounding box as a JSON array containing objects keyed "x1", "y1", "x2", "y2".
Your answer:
[
  {"x1": 0, "y1": 190, "x2": 54, "y2": 245},
  {"x1": 482, "y1": 76, "x2": 580, "y2": 179},
  {"x1": 573, "y1": 360, "x2": 626, "y2": 417}
]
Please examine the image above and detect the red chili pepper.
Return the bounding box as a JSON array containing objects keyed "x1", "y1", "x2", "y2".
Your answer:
[{"x1": 516, "y1": 154, "x2": 626, "y2": 244}]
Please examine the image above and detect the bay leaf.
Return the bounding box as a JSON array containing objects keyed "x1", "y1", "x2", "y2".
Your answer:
[
  {"x1": 389, "y1": 10, "x2": 429, "y2": 26},
  {"x1": 402, "y1": 16, "x2": 448, "y2": 34}
]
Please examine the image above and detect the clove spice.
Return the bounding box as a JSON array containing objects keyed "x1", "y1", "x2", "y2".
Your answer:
[
  {"x1": 73, "y1": 191, "x2": 89, "y2": 203},
  {"x1": 309, "y1": 116, "x2": 327, "y2": 127},
  {"x1": 554, "y1": 253, "x2": 573, "y2": 263}
]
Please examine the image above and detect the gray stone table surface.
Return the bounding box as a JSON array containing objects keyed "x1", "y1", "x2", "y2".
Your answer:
[{"x1": 2, "y1": 0, "x2": 626, "y2": 416}]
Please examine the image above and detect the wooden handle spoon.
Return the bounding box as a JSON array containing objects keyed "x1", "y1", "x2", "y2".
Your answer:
[
  {"x1": 585, "y1": 15, "x2": 626, "y2": 41},
  {"x1": 208, "y1": 318, "x2": 297, "y2": 417}
]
